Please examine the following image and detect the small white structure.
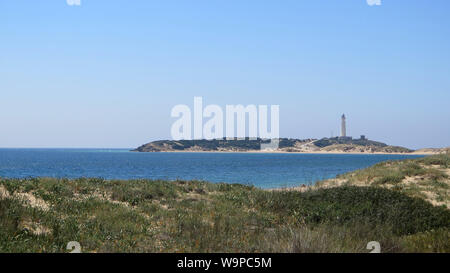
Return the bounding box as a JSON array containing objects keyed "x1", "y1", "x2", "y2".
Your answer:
[
  {"x1": 341, "y1": 114, "x2": 346, "y2": 137},
  {"x1": 339, "y1": 114, "x2": 352, "y2": 140}
]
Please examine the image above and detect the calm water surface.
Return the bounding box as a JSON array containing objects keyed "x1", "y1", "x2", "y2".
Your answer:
[{"x1": 0, "y1": 149, "x2": 423, "y2": 189}]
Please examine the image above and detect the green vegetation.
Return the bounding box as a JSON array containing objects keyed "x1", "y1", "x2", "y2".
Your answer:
[
  {"x1": 314, "y1": 137, "x2": 387, "y2": 148},
  {"x1": 1, "y1": 176, "x2": 449, "y2": 253},
  {"x1": 313, "y1": 138, "x2": 414, "y2": 153},
  {"x1": 317, "y1": 153, "x2": 450, "y2": 208},
  {"x1": 133, "y1": 138, "x2": 314, "y2": 152},
  {"x1": 133, "y1": 137, "x2": 415, "y2": 153}
]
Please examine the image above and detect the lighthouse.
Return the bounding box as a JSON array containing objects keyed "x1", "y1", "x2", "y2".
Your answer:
[{"x1": 341, "y1": 114, "x2": 346, "y2": 137}]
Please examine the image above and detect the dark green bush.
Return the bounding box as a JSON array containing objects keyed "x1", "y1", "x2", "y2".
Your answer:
[
  {"x1": 256, "y1": 186, "x2": 450, "y2": 236},
  {"x1": 373, "y1": 173, "x2": 405, "y2": 185}
]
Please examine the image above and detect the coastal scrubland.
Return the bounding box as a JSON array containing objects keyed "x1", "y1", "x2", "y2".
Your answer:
[
  {"x1": 133, "y1": 138, "x2": 415, "y2": 154},
  {"x1": 1, "y1": 155, "x2": 449, "y2": 253},
  {"x1": 316, "y1": 152, "x2": 450, "y2": 207}
]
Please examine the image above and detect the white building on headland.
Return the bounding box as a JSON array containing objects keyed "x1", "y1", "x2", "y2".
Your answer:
[
  {"x1": 341, "y1": 114, "x2": 346, "y2": 137},
  {"x1": 339, "y1": 114, "x2": 353, "y2": 140}
]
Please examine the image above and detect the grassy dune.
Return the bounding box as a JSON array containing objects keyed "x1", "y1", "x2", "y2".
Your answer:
[
  {"x1": 317, "y1": 153, "x2": 450, "y2": 207},
  {"x1": 1, "y1": 170, "x2": 449, "y2": 252}
]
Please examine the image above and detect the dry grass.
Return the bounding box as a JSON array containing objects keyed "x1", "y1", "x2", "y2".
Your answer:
[
  {"x1": 315, "y1": 153, "x2": 450, "y2": 208},
  {"x1": 1, "y1": 177, "x2": 449, "y2": 253}
]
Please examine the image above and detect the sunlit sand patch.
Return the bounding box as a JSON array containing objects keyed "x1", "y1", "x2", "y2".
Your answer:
[
  {"x1": 0, "y1": 185, "x2": 10, "y2": 199},
  {"x1": 14, "y1": 192, "x2": 50, "y2": 211},
  {"x1": 19, "y1": 219, "x2": 52, "y2": 236},
  {"x1": 1, "y1": 185, "x2": 51, "y2": 212}
]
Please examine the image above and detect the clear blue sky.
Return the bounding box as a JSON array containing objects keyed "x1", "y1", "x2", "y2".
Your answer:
[{"x1": 1, "y1": 0, "x2": 449, "y2": 149}]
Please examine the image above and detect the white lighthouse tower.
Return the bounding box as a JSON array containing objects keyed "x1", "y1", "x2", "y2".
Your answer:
[{"x1": 341, "y1": 114, "x2": 347, "y2": 138}]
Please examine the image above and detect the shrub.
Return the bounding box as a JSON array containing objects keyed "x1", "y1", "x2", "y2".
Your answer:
[
  {"x1": 373, "y1": 173, "x2": 405, "y2": 185},
  {"x1": 256, "y1": 186, "x2": 450, "y2": 236}
]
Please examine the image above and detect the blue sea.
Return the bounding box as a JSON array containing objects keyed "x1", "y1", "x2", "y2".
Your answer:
[{"x1": 0, "y1": 149, "x2": 424, "y2": 189}]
